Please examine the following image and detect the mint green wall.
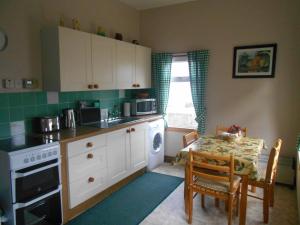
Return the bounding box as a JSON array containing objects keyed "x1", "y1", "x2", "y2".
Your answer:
[{"x1": 0, "y1": 90, "x2": 132, "y2": 139}]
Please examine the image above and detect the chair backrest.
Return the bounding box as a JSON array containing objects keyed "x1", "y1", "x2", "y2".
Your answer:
[
  {"x1": 183, "y1": 131, "x2": 199, "y2": 147},
  {"x1": 216, "y1": 125, "x2": 247, "y2": 137},
  {"x1": 265, "y1": 139, "x2": 283, "y2": 184},
  {"x1": 188, "y1": 149, "x2": 235, "y2": 192}
]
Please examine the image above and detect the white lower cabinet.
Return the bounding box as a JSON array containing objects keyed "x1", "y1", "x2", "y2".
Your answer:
[
  {"x1": 107, "y1": 128, "x2": 130, "y2": 185},
  {"x1": 66, "y1": 122, "x2": 148, "y2": 209},
  {"x1": 129, "y1": 123, "x2": 148, "y2": 172}
]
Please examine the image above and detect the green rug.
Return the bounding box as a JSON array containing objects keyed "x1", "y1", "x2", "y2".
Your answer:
[{"x1": 67, "y1": 172, "x2": 183, "y2": 225}]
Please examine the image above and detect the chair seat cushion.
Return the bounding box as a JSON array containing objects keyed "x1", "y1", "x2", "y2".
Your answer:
[{"x1": 194, "y1": 175, "x2": 241, "y2": 193}]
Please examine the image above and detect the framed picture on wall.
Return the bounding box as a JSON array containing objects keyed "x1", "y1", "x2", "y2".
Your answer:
[{"x1": 232, "y1": 43, "x2": 277, "y2": 78}]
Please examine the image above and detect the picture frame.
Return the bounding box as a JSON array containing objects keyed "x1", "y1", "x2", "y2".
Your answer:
[{"x1": 232, "y1": 44, "x2": 277, "y2": 78}]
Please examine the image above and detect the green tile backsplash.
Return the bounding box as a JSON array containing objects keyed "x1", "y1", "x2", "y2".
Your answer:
[{"x1": 0, "y1": 90, "x2": 134, "y2": 139}]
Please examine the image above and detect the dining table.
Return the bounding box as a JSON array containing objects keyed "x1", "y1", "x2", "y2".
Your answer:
[{"x1": 176, "y1": 135, "x2": 265, "y2": 225}]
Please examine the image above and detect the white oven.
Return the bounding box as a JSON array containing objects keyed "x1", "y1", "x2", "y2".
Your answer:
[{"x1": 0, "y1": 136, "x2": 62, "y2": 225}]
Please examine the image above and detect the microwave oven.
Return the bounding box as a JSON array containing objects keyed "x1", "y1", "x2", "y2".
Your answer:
[{"x1": 131, "y1": 99, "x2": 157, "y2": 116}]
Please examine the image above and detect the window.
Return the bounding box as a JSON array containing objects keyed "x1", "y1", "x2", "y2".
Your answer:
[{"x1": 166, "y1": 56, "x2": 197, "y2": 129}]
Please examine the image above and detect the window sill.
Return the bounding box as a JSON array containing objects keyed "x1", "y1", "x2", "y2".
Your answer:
[{"x1": 166, "y1": 127, "x2": 196, "y2": 133}]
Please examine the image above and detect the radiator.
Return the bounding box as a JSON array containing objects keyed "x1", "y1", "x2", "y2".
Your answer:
[
  {"x1": 296, "y1": 136, "x2": 300, "y2": 223},
  {"x1": 297, "y1": 152, "x2": 300, "y2": 223},
  {"x1": 259, "y1": 154, "x2": 295, "y2": 186}
]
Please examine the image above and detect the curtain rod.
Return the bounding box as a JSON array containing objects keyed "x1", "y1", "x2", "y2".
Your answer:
[{"x1": 172, "y1": 52, "x2": 187, "y2": 56}]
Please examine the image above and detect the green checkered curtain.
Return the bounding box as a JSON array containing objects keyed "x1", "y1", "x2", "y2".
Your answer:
[
  {"x1": 188, "y1": 50, "x2": 209, "y2": 134},
  {"x1": 152, "y1": 53, "x2": 172, "y2": 122},
  {"x1": 297, "y1": 134, "x2": 300, "y2": 151}
]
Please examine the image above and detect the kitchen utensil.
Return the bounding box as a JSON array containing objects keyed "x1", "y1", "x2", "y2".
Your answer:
[{"x1": 100, "y1": 108, "x2": 108, "y2": 121}]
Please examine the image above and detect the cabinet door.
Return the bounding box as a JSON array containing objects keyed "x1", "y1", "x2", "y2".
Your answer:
[
  {"x1": 130, "y1": 123, "x2": 148, "y2": 172},
  {"x1": 116, "y1": 41, "x2": 135, "y2": 89},
  {"x1": 107, "y1": 128, "x2": 130, "y2": 185},
  {"x1": 135, "y1": 46, "x2": 151, "y2": 88},
  {"x1": 68, "y1": 146, "x2": 108, "y2": 208},
  {"x1": 59, "y1": 27, "x2": 92, "y2": 91},
  {"x1": 91, "y1": 35, "x2": 116, "y2": 90}
]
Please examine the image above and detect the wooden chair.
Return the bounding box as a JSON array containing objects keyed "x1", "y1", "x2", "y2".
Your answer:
[
  {"x1": 215, "y1": 126, "x2": 256, "y2": 194},
  {"x1": 187, "y1": 149, "x2": 241, "y2": 225},
  {"x1": 216, "y1": 125, "x2": 247, "y2": 137},
  {"x1": 248, "y1": 138, "x2": 283, "y2": 223},
  {"x1": 183, "y1": 131, "x2": 199, "y2": 148}
]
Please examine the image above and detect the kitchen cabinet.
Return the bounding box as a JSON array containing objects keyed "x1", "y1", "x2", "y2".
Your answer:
[
  {"x1": 41, "y1": 27, "x2": 92, "y2": 91},
  {"x1": 66, "y1": 122, "x2": 148, "y2": 208},
  {"x1": 106, "y1": 123, "x2": 148, "y2": 185},
  {"x1": 91, "y1": 34, "x2": 116, "y2": 90},
  {"x1": 116, "y1": 42, "x2": 152, "y2": 89},
  {"x1": 107, "y1": 128, "x2": 130, "y2": 185},
  {"x1": 135, "y1": 45, "x2": 151, "y2": 89},
  {"x1": 42, "y1": 27, "x2": 151, "y2": 91},
  {"x1": 129, "y1": 123, "x2": 148, "y2": 171},
  {"x1": 67, "y1": 134, "x2": 108, "y2": 208},
  {"x1": 116, "y1": 41, "x2": 136, "y2": 89},
  {"x1": 68, "y1": 146, "x2": 108, "y2": 208}
]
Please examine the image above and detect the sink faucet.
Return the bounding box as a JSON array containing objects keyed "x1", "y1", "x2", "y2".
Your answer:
[{"x1": 108, "y1": 105, "x2": 121, "y2": 121}]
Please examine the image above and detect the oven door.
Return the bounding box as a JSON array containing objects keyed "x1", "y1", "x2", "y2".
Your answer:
[
  {"x1": 14, "y1": 188, "x2": 62, "y2": 225},
  {"x1": 12, "y1": 159, "x2": 60, "y2": 203}
]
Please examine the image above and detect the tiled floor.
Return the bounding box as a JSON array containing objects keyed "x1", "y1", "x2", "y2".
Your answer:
[{"x1": 140, "y1": 163, "x2": 299, "y2": 225}]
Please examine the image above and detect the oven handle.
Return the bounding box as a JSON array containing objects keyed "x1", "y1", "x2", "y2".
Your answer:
[
  {"x1": 13, "y1": 160, "x2": 60, "y2": 178},
  {"x1": 13, "y1": 185, "x2": 61, "y2": 210}
]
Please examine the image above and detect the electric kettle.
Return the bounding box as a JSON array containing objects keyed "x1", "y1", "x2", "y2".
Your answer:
[{"x1": 63, "y1": 108, "x2": 76, "y2": 129}]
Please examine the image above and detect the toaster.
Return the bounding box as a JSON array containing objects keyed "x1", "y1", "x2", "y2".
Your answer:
[{"x1": 33, "y1": 116, "x2": 60, "y2": 133}]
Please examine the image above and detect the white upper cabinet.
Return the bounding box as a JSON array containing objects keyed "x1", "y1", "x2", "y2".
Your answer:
[
  {"x1": 59, "y1": 27, "x2": 92, "y2": 91},
  {"x1": 41, "y1": 27, "x2": 92, "y2": 92},
  {"x1": 135, "y1": 45, "x2": 151, "y2": 89},
  {"x1": 41, "y1": 27, "x2": 151, "y2": 91},
  {"x1": 91, "y1": 34, "x2": 116, "y2": 90},
  {"x1": 116, "y1": 41, "x2": 135, "y2": 89}
]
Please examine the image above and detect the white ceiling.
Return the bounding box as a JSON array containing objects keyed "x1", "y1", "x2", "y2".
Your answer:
[{"x1": 119, "y1": 0, "x2": 197, "y2": 10}]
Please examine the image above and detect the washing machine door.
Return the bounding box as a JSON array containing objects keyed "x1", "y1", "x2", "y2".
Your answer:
[{"x1": 152, "y1": 132, "x2": 163, "y2": 154}]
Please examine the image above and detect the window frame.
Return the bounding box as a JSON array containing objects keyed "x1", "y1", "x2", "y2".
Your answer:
[{"x1": 166, "y1": 55, "x2": 197, "y2": 130}]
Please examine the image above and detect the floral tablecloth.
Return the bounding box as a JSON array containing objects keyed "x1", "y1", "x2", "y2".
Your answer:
[{"x1": 176, "y1": 135, "x2": 265, "y2": 179}]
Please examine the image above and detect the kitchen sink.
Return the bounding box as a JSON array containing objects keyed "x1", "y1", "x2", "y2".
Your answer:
[{"x1": 85, "y1": 117, "x2": 141, "y2": 128}]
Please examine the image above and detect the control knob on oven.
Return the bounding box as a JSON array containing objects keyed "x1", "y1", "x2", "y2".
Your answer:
[{"x1": 24, "y1": 158, "x2": 29, "y2": 163}]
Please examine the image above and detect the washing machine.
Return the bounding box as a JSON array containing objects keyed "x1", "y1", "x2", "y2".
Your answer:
[{"x1": 147, "y1": 119, "x2": 165, "y2": 171}]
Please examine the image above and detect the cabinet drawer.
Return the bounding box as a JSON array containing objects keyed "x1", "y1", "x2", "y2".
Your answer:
[
  {"x1": 68, "y1": 147, "x2": 107, "y2": 183},
  {"x1": 67, "y1": 134, "x2": 106, "y2": 158},
  {"x1": 68, "y1": 168, "x2": 107, "y2": 208}
]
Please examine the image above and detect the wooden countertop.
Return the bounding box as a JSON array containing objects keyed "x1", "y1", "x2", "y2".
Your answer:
[{"x1": 39, "y1": 114, "x2": 163, "y2": 143}]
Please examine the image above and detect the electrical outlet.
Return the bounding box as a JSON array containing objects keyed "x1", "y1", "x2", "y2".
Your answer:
[{"x1": 2, "y1": 79, "x2": 15, "y2": 88}]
